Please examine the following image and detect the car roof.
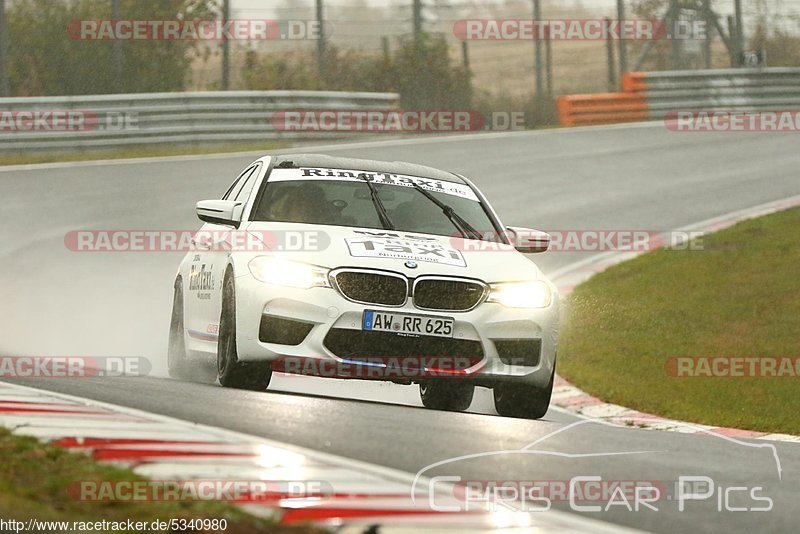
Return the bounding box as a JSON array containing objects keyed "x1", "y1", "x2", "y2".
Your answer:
[{"x1": 269, "y1": 154, "x2": 466, "y2": 184}]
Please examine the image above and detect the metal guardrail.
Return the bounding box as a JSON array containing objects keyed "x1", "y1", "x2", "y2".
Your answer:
[
  {"x1": 557, "y1": 68, "x2": 800, "y2": 126},
  {"x1": 0, "y1": 90, "x2": 400, "y2": 153}
]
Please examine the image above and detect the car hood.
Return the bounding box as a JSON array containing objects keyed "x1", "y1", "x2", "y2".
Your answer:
[{"x1": 242, "y1": 222, "x2": 543, "y2": 283}]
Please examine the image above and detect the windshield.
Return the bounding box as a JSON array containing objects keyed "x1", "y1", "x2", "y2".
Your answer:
[{"x1": 252, "y1": 170, "x2": 502, "y2": 242}]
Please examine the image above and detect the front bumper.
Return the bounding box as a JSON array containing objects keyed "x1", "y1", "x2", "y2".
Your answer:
[{"x1": 234, "y1": 271, "x2": 559, "y2": 387}]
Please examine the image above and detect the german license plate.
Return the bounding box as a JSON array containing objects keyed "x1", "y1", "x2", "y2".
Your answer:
[{"x1": 362, "y1": 310, "x2": 454, "y2": 338}]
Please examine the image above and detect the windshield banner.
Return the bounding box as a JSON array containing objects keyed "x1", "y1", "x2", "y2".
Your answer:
[{"x1": 269, "y1": 167, "x2": 480, "y2": 201}]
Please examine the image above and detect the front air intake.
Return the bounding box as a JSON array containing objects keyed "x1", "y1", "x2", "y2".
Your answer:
[{"x1": 331, "y1": 270, "x2": 408, "y2": 307}]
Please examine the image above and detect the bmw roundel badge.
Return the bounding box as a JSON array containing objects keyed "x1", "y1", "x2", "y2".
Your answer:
[{"x1": 404, "y1": 260, "x2": 418, "y2": 269}]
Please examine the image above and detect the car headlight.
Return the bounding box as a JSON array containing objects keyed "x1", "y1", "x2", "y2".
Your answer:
[
  {"x1": 488, "y1": 281, "x2": 552, "y2": 308},
  {"x1": 248, "y1": 257, "x2": 330, "y2": 289}
]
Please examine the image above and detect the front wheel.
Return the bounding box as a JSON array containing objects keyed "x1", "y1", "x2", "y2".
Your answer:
[
  {"x1": 493, "y1": 366, "x2": 555, "y2": 420},
  {"x1": 217, "y1": 273, "x2": 272, "y2": 391},
  {"x1": 419, "y1": 380, "x2": 474, "y2": 412}
]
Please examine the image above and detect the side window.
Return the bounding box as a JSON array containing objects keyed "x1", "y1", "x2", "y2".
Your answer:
[
  {"x1": 222, "y1": 165, "x2": 256, "y2": 200},
  {"x1": 234, "y1": 164, "x2": 261, "y2": 203}
]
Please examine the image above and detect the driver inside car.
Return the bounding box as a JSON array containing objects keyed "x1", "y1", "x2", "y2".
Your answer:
[{"x1": 260, "y1": 183, "x2": 338, "y2": 225}]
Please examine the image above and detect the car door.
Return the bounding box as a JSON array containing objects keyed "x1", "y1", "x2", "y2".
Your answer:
[
  {"x1": 198, "y1": 163, "x2": 263, "y2": 338},
  {"x1": 184, "y1": 164, "x2": 259, "y2": 342}
]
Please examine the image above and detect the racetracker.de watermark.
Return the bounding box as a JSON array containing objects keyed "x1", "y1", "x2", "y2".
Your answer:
[
  {"x1": 665, "y1": 110, "x2": 800, "y2": 132},
  {"x1": 69, "y1": 480, "x2": 333, "y2": 502},
  {"x1": 64, "y1": 230, "x2": 329, "y2": 252},
  {"x1": 68, "y1": 19, "x2": 323, "y2": 41},
  {"x1": 0, "y1": 356, "x2": 149, "y2": 378},
  {"x1": 271, "y1": 110, "x2": 526, "y2": 133},
  {"x1": 453, "y1": 19, "x2": 706, "y2": 41},
  {"x1": 0, "y1": 110, "x2": 137, "y2": 132},
  {"x1": 666, "y1": 357, "x2": 800, "y2": 378},
  {"x1": 445, "y1": 479, "x2": 666, "y2": 512},
  {"x1": 451, "y1": 230, "x2": 706, "y2": 252},
  {"x1": 273, "y1": 356, "x2": 490, "y2": 379}
]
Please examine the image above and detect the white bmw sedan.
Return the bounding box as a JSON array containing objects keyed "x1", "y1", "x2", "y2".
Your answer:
[{"x1": 169, "y1": 154, "x2": 559, "y2": 419}]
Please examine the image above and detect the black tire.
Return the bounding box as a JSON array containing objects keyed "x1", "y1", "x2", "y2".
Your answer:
[
  {"x1": 419, "y1": 380, "x2": 474, "y2": 412},
  {"x1": 167, "y1": 280, "x2": 216, "y2": 383},
  {"x1": 217, "y1": 272, "x2": 272, "y2": 391},
  {"x1": 493, "y1": 366, "x2": 555, "y2": 420}
]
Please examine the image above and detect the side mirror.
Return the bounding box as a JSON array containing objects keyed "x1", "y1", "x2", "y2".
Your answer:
[
  {"x1": 196, "y1": 200, "x2": 243, "y2": 227},
  {"x1": 506, "y1": 226, "x2": 550, "y2": 254}
]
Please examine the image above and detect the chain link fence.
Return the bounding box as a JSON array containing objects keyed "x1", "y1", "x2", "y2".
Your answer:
[{"x1": 191, "y1": 0, "x2": 800, "y2": 101}]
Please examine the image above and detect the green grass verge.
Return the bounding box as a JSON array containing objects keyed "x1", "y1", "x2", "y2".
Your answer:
[
  {"x1": 559, "y1": 207, "x2": 800, "y2": 434},
  {"x1": 0, "y1": 142, "x2": 290, "y2": 166},
  {"x1": 0, "y1": 428, "x2": 321, "y2": 533}
]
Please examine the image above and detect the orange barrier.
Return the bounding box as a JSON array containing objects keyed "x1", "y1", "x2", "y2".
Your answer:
[
  {"x1": 622, "y1": 72, "x2": 648, "y2": 93},
  {"x1": 556, "y1": 91, "x2": 648, "y2": 127}
]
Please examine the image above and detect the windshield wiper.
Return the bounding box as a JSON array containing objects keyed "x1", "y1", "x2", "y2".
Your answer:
[
  {"x1": 357, "y1": 177, "x2": 395, "y2": 230},
  {"x1": 408, "y1": 181, "x2": 483, "y2": 240}
]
